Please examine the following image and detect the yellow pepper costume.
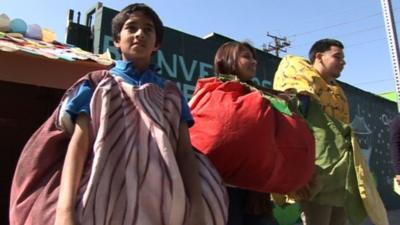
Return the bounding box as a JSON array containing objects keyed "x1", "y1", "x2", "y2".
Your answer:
[{"x1": 273, "y1": 55, "x2": 388, "y2": 225}]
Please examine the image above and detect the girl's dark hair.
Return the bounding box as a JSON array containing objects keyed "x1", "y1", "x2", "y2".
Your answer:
[
  {"x1": 214, "y1": 41, "x2": 256, "y2": 75},
  {"x1": 111, "y1": 3, "x2": 163, "y2": 45},
  {"x1": 309, "y1": 38, "x2": 344, "y2": 64}
]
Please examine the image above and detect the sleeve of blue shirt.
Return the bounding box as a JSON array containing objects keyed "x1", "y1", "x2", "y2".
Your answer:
[
  {"x1": 65, "y1": 80, "x2": 93, "y2": 122},
  {"x1": 180, "y1": 94, "x2": 194, "y2": 127}
]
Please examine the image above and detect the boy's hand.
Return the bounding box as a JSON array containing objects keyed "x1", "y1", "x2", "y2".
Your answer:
[
  {"x1": 176, "y1": 123, "x2": 205, "y2": 225},
  {"x1": 54, "y1": 208, "x2": 78, "y2": 225},
  {"x1": 290, "y1": 184, "x2": 311, "y2": 200},
  {"x1": 289, "y1": 174, "x2": 317, "y2": 200}
]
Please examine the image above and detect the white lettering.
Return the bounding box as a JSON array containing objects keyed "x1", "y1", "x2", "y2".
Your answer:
[
  {"x1": 262, "y1": 80, "x2": 272, "y2": 88},
  {"x1": 199, "y1": 62, "x2": 213, "y2": 78},
  {"x1": 178, "y1": 56, "x2": 198, "y2": 82},
  {"x1": 157, "y1": 51, "x2": 177, "y2": 78},
  {"x1": 252, "y1": 77, "x2": 261, "y2": 86},
  {"x1": 183, "y1": 83, "x2": 195, "y2": 100},
  {"x1": 252, "y1": 77, "x2": 272, "y2": 88},
  {"x1": 175, "y1": 82, "x2": 195, "y2": 100},
  {"x1": 175, "y1": 82, "x2": 182, "y2": 91}
]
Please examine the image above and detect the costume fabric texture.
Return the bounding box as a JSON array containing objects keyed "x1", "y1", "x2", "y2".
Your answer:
[
  {"x1": 273, "y1": 55, "x2": 350, "y2": 123},
  {"x1": 189, "y1": 75, "x2": 315, "y2": 194},
  {"x1": 10, "y1": 70, "x2": 228, "y2": 225},
  {"x1": 273, "y1": 55, "x2": 388, "y2": 225}
]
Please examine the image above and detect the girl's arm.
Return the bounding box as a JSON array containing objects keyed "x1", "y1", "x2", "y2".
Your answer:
[
  {"x1": 55, "y1": 114, "x2": 91, "y2": 225},
  {"x1": 176, "y1": 122, "x2": 205, "y2": 224}
]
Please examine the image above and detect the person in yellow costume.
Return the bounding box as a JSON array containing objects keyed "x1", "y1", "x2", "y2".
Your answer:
[{"x1": 273, "y1": 39, "x2": 388, "y2": 225}]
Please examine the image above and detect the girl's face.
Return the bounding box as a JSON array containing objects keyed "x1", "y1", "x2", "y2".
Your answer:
[{"x1": 236, "y1": 47, "x2": 257, "y2": 81}]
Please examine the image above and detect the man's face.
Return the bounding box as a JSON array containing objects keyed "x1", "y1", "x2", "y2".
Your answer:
[
  {"x1": 114, "y1": 11, "x2": 159, "y2": 62},
  {"x1": 320, "y1": 46, "x2": 346, "y2": 78}
]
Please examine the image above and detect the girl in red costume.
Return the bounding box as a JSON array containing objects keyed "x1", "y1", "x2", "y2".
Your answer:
[{"x1": 189, "y1": 42, "x2": 315, "y2": 225}]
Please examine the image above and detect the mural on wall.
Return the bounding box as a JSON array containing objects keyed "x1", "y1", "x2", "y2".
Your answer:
[
  {"x1": 351, "y1": 105, "x2": 373, "y2": 165},
  {"x1": 342, "y1": 82, "x2": 400, "y2": 209}
]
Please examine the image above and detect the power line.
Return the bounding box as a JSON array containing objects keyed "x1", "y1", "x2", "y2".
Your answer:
[
  {"x1": 294, "y1": 2, "x2": 382, "y2": 27},
  {"x1": 289, "y1": 24, "x2": 385, "y2": 49},
  {"x1": 288, "y1": 37, "x2": 386, "y2": 53},
  {"x1": 287, "y1": 7, "x2": 400, "y2": 39},
  {"x1": 288, "y1": 7, "x2": 400, "y2": 37},
  {"x1": 354, "y1": 78, "x2": 394, "y2": 86},
  {"x1": 346, "y1": 37, "x2": 386, "y2": 48},
  {"x1": 336, "y1": 25, "x2": 383, "y2": 38},
  {"x1": 288, "y1": 12, "x2": 382, "y2": 38},
  {"x1": 269, "y1": 2, "x2": 380, "y2": 32}
]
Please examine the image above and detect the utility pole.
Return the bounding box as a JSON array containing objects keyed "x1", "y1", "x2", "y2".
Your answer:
[
  {"x1": 381, "y1": 0, "x2": 400, "y2": 110},
  {"x1": 263, "y1": 33, "x2": 290, "y2": 57}
]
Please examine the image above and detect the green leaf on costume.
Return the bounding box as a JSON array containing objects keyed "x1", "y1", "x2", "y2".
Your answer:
[
  {"x1": 273, "y1": 203, "x2": 301, "y2": 225},
  {"x1": 265, "y1": 95, "x2": 293, "y2": 116}
]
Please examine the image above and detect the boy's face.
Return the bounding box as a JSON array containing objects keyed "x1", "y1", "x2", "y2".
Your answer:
[{"x1": 114, "y1": 11, "x2": 160, "y2": 63}]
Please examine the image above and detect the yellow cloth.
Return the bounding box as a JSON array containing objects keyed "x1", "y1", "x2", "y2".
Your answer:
[
  {"x1": 273, "y1": 55, "x2": 350, "y2": 124},
  {"x1": 352, "y1": 135, "x2": 388, "y2": 225}
]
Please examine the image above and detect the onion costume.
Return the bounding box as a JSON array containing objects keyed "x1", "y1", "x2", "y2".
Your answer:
[{"x1": 10, "y1": 70, "x2": 228, "y2": 225}]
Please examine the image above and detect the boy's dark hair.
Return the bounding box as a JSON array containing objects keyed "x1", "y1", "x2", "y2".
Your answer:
[
  {"x1": 111, "y1": 3, "x2": 163, "y2": 46},
  {"x1": 214, "y1": 41, "x2": 256, "y2": 75},
  {"x1": 308, "y1": 38, "x2": 344, "y2": 64}
]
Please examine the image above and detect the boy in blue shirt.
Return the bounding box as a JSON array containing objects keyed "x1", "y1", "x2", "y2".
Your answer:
[{"x1": 10, "y1": 3, "x2": 227, "y2": 225}]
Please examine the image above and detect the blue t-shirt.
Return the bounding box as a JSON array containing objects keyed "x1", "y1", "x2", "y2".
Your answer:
[{"x1": 66, "y1": 60, "x2": 194, "y2": 126}]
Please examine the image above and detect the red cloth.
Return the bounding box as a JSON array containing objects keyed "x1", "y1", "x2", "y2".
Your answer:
[{"x1": 189, "y1": 77, "x2": 315, "y2": 193}]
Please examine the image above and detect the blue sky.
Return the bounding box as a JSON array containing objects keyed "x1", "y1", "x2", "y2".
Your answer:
[{"x1": 2, "y1": 0, "x2": 399, "y2": 94}]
